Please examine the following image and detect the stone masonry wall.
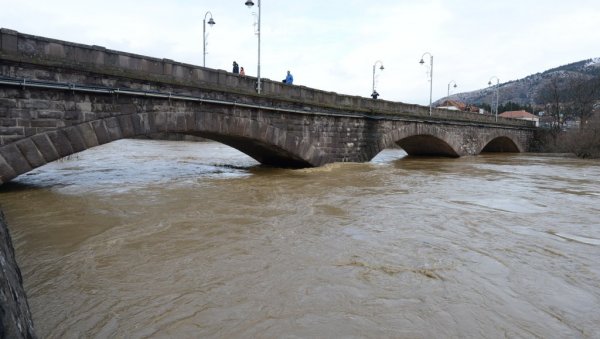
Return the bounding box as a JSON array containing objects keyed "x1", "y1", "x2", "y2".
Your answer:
[
  {"x1": 0, "y1": 28, "x2": 534, "y2": 146},
  {"x1": 0, "y1": 211, "x2": 36, "y2": 338}
]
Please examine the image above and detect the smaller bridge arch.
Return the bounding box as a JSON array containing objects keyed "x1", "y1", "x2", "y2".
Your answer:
[
  {"x1": 396, "y1": 134, "x2": 460, "y2": 157},
  {"x1": 480, "y1": 136, "x2": 522, "y2": 153}
]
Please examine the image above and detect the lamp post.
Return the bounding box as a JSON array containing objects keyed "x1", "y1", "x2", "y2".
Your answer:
[
  {"x1": 488, "y1": 76, "x2": 500, "y2": 121},
  {"x1": 202, "y1": 11, "x2": 216, "y2": 67},
  {"x1": 419, "y1": 52, "x2": 434, "y2": 115},
  {"x1": 244, "y1": 0, "x2": 261, "y2": 94},
  {"x1": 447, "y1": 80, "x2": 457, "y2": 98},
  {"x1": 372, "y1": 60, "x2": 384, "y2": 97}
]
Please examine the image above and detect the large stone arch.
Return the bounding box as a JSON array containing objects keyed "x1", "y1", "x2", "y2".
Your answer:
[
  {"x1": 0, "y1": 111, "x2": 317, "y2": 184},
  {"x1": 158, "y1": 109, "x2": 319, "y2": 167}
]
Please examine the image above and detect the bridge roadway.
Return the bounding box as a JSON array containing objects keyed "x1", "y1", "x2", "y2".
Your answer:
[{"x1": 0, "y1": 28, "x2": 535, "y2": 184}]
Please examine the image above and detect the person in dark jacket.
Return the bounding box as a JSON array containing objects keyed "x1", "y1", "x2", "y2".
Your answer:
[{"x1": 232, "y1": 61, "x2": 239, "y2": 74}]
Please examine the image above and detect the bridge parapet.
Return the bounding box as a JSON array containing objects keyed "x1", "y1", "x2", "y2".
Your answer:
[{"x1": 1, "y1": 28, "x2": 532, "y2": 128}]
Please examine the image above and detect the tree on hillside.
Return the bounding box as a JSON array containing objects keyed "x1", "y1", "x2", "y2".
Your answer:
[
  {"x1": 566, "y1": 76, "x2": 599, "y2": 129},
  {"x1": 561, "y1": 109, "x2": 600, "y2": 158},
  {"x1": 536, "y1": 75, "x2": 567, "y2": 134}
]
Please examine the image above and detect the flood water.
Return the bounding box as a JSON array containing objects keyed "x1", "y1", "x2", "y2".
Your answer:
[{"x1": 1, "y1": 139, "x2": 599, "y2": 338}]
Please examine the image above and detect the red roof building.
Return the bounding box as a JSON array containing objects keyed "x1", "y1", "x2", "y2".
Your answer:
[{"x1": 499, "y1": 110, "x2": 540, "y2": 127}]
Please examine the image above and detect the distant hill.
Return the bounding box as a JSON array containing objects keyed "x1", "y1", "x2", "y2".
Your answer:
[{"x1": 438, "y1": 58, "x2": 600, "y2": 107}]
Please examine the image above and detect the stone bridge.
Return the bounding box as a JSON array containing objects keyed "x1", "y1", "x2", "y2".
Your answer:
[{"x1": 0, "y1": 28, "x2": 536, "y2": 184}]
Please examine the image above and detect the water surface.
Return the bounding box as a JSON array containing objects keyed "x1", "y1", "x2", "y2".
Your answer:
[{"x1": 1, "y1": 140, "x2": 599, "y2": 338}]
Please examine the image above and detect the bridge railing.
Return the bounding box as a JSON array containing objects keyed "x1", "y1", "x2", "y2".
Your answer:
[{"x1": 0, "y1": 28, "x2": 533, "y2": 128}]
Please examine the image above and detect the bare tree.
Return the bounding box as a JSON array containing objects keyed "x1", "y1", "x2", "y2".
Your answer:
[
  {"x1": 536, "y1": 75, "x2": 564, "y2": 134},
  {"x1": 567, "y1": 76, "x2": 599, "y2": 129}
]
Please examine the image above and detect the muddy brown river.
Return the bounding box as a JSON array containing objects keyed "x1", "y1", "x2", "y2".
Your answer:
[{"x1": 0, "y1": 139, "x2": 599, "y2": 338}]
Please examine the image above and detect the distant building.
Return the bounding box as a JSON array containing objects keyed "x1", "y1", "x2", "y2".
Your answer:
[
  {"x1": 499, "y1": 110, "x2": 540, "y2": 127},
  {"x1": 437, "y1": 100, "x2": 481, "y2": 113}
]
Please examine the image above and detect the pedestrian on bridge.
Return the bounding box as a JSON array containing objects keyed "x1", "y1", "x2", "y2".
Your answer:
[
  {"x1": 232, "y1": 61, "x2": 239, "y2": 74},
  {"x1": 240, "y1": 67, "x2": 245, "y2": 77},
  {"x1": 283, "y1": 70, "x2": 293, "y2": 84}
]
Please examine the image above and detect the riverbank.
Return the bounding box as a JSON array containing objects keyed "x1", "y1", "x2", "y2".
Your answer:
[{"x1": 0, "y1": 210, "x2": 36, "y2": 338}]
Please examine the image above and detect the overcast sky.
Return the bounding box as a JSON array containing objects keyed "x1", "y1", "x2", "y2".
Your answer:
[{"x1": 1, "y1": 0, "x2": 599, "y2": 105}]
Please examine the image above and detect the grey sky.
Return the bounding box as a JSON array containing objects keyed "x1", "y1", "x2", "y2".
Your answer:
[{"x1": 1, "y1": 0, "x2": 599, "y2": 105}]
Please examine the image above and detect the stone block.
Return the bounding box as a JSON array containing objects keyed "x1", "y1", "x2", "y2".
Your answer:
[
  {"x1": 62, "y1": 126, "x2": 87, "y2": 153},
  {"x1": 104, "y1": 117, "x2": 123, "y2": 141},
  {"x1": 141, "y1": 59, "x2": 162, "y2": 74},
  {"x1": 23, "y1": 127, "x2": 37, "y2": 137},
  {"x1": 0, "y1": 143, "x2": 32, "y2": 175},
  {"x1": 76, "y1": 101, "x2": 92, "y2": 113},
  {"x1": 131, "y1": 113, "x2": 156, "y2": 136},
  {"x1": 38, "y1": 110, "x2": 64, "y2": 119},
  {"x1": 9, "y1": 109, "x2": 32, "y2": 120},
  {"x1": 0, "y1": 135, "x2": 25, "y2": 145},
  {"x1": 30, "y1": 119, "x2": 60, "y2": 128},
  {"x1": 154, "y1": 111, "x2": 167, "y2": 132},
  {"x1": 162, "y1": 61, "x2": 173, "y2": 75},
  {"x1": 64, "y1": 110, "x2": 81, "y2": 121},
  {"x1": 0, "y1": 118, "x2": 16, "y2": 127},
  {"x1": 76, "y1": 123, "x2": 99, "y2": 148},
  {"x1": 47, "y1": 42, "x2": 66, "y2": 58},
  {"x1": 0, "y1": 154, "x2": 17, "y2": 185},
  {"x1": 172, "y1": 65, "x2": 187, "y2": 79},
  {"x1": 91, "y1": 49, "x2": 105, "y2": 65},
  {"x1": 117, "y1": 115, "x2": 135, "y2": 138},
  {"x1": 0, "y1": 98, "x2": 17, "y2": 109},
  {"x1": 0, "y1": 29, "x2": 18, "y2": 52},
  {"x1": 22, "y1": 99, "x2": 51, "y2": 110},
  {"x1": 16, "y1": 119, "x2": 31, "y2": 128},
  {"x1": 119, "y1": 103, "x2": 138, "y2": 115},
  {"x1": 15, "y1": 138, "x2": 46, "y2": 168},
  {"x1": 46, "y1": 130, "x2": 74, "y2": 158},
  {"x1": 90, "y1": 120, "x2": 110, "y2": 145},
  {"x1": 167, "y1": 112, "x2": 189, "y2": 132},
  {"x1": 0, "y1": 126, "x2": 24, "y2": 135},
  {"x1": 184, "y1": 111, "x2": 196, "y2": 132}
]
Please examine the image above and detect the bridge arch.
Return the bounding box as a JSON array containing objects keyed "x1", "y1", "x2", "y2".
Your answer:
[
  {"x1": 379, "y1": 125, "x2": 462, "y2": 159},
  {"x1": 480, "y1": 136, "x2": 522, "y2": 153},
  {"x1": 0, "y1": 111, "x2": 318, "y2": 184},
  {"x1": 395, "y1": 135, "x2": 460, "y2": 157}
]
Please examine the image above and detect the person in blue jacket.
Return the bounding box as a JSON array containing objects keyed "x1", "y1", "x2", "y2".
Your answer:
[{"x1": 283, "y1": 70, "x2": 293, "y2": 84}]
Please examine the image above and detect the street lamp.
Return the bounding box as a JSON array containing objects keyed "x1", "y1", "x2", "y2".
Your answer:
[
  {"x1": 419, "y1": 52, "x2": 434, "y2": 115},
  {"x1": 447, "y1": 80, "x2": 457, "y2": 98},
  {"x1": 488, "y1": 76, "x2": 500, "y2": 121},
  {"x1": 202, "y1": 11, "x2": 216, "y2": 67},
  {"x1": 372, "y1": 60, "x2": 384, "y2": 98},
  {"x1": 244, "y1": 0, "x2": 261, "y2": 94}
]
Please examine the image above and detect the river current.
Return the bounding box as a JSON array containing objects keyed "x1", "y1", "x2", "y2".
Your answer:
[{"x1": 0, "y1": 139, "x2": 599, "y2": 338}]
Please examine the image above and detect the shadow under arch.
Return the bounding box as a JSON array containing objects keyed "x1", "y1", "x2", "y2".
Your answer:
[
  {"x1": 481, "y1": 136, "x2": 520, "y2": 153},
  {"x1": 184, "y1": 132, "x2": 312, "y2": 168},
  {"x1": 395, "y1": 134, "x2": 460, "y2": 157}
]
